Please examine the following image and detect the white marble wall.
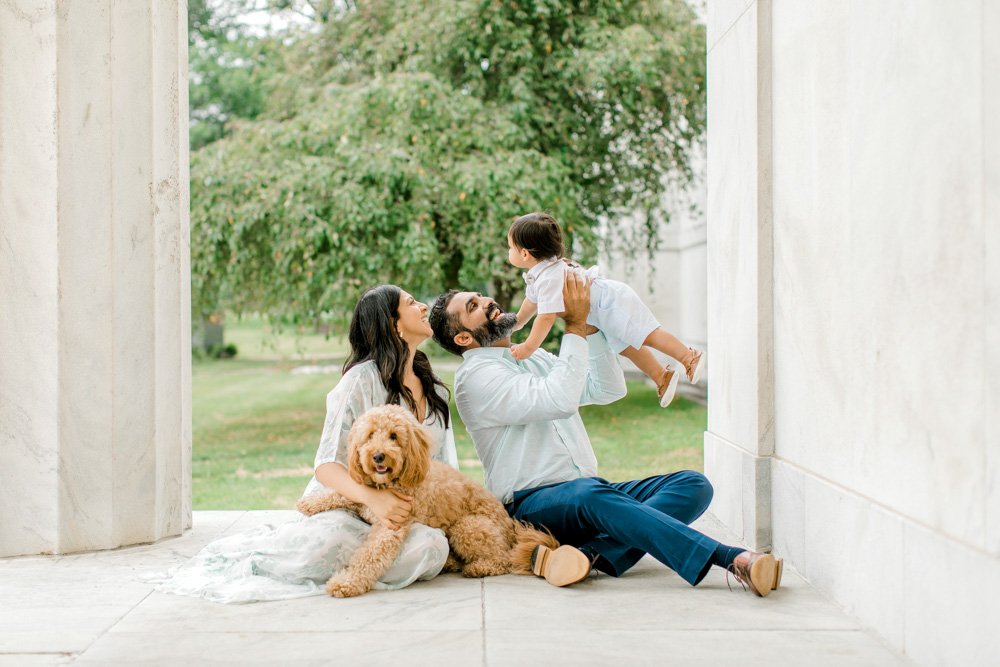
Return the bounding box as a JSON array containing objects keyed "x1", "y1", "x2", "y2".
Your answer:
[
  {"x1": 708, "y1": 0, "x2": 1000, "y2": 663},
  {"x1": 599, "y1": 150, "x2": 708, "y2": 368},
  {"x1": 771, "y1": 0, "x2": 988, "y2": 551},
  {"x1": 704, "y1": 0, "x2": 774, "y2": 549},
  {"x1": 0, "y1": 1, "x2": 191, "y2": 556},
  {"x1": 986, "y1": 0, "x2": 1000, "y2": 559}
]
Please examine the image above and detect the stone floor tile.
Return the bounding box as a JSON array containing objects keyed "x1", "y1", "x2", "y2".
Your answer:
[
  {"x1": 0, "y1": 631, "x2": 110, "y2": 655},
  {"x1": 43, "y1": 512, "x2": 247, "y2": 577},
  {"x1": 485, "y1": 555, "x2": 857, "y2": 632},
  {"x1": 0, "y1": 561, "x2": 151, "y2": 600},
  {"x1": 73, "y1": 630, "x2": 483, "y2": 666},
  {"x1": 129, "y1": 511, "x2": 247, "y2": 557},
  {"x1": 0, "y1": 656, "x2": 74, "y2": 666},
  {"x1": 0, "y1": 602, "x2": 143, "y2": 653},
  {"x1": 0, "y1": 563, "x2": 150, "y2": 654},
  {"x1": 112, "y1": 573, "x2": 482, "y2": 634},
  {"x1": 485, "y1": 629, "x2": 909, "y2": 666},
  {"x1": 690, "y1": 513, "x2": 735, "y2": 541},
  {"x1": 0, "y1": 511, "x2": 908, "y2": 665},
  {"x1": 0, "y1": 511, "x2": 242, "y2": 580},
  {"x1": 0, "y1": 634, "x2": 94, "y2": 655}
]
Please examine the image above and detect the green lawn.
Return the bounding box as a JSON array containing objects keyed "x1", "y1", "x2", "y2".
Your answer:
[
  {"x1": 220, "y1": 314, "x2": 351, "y2": 361},
  {"x1": 193, "y1": 317, "x2": 706, "y2": 509}
]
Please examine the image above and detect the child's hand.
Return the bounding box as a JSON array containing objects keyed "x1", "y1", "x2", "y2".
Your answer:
[{"x1": 510, "y1": 343, "x2": 535, "y2": 361}]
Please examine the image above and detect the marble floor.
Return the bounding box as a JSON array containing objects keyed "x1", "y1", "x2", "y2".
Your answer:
[{"x1": 0, "y1": 511, "x2": 910, "y2": 666}]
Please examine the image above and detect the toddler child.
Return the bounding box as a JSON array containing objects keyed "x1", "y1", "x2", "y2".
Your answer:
[{"x1": 507, "y1": 212, "x2": 704, "y2": 408}]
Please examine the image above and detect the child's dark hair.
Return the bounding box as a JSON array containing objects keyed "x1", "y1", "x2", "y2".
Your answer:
[{"x1": 508, "y1": 212, "x2": 564, "y2": 260}]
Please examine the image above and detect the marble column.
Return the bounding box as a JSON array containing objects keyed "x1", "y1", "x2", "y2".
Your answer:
[
  {"x1": 0, "y1": 0, "x2": 191, "y2": 556},
  {"x1": 704, "y1": 0, "x2": 773, "y2": 550}
]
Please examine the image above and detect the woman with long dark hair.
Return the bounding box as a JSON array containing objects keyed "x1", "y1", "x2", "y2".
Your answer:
[
  {"x1": 305, "y1": 284, "x2": 456, "y2": 508},
  {"x1": 150, "y1": 286, "x2": 457, "y2": 603}
]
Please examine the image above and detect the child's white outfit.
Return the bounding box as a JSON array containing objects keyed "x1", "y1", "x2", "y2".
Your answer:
[{"x1": 524, "y1": 257, "x2": 661, "y2": 354}]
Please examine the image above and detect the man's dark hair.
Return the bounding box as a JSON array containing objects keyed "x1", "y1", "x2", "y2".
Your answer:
[
  {"x1": 429, "y1": 290, "x2": 466, "y2": 356},
  {"x1": 508, "y1": 212, "x2": 564, "y2": 261}
]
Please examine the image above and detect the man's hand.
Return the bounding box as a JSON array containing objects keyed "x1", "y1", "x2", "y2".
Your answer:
[
  {"x1": 559, "y1": 270, "x2": 598, "y2": 337},
  {"x1": 364, "y1": 488, "x2": 413, "y2": 529}
]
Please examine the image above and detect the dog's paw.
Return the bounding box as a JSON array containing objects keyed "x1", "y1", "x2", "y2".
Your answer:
[
  {"x1": 296, "y1": 497, "x2": 325, "y2": 516},
  {"x1": 462, "y1": 559, "x2": 511, "y2": 578},
  {"x1": 443, "y1": 552, "x2": 463, "y2": 573},
  {"x1": 325, "y1": 576, "x2": 367, "y2": 598}
]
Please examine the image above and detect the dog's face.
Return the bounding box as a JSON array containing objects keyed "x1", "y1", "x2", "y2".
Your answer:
[{"x1": 347, "y1": 404, "x2": 432, "y2": 489}]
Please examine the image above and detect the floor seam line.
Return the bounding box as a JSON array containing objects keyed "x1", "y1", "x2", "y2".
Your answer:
[
  {"x1": 72, "y1": 589, "x2": 154, "y2": 660},
  {"x1": 481, "y1": 579, "x2": 488, "y2": 667}
]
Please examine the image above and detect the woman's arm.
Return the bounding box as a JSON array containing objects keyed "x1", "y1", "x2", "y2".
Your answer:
[
  {"x1": 309, "y1": 367, "x2": 413, "y2": 528},
  {"x1": 315, "y1": 462, "x2": 413, "y2": 529}
]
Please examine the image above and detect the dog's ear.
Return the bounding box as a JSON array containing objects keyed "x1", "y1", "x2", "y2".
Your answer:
[
  {"x1": 396, "y1": 420, "x2": 431, "y2": 489},
  {"x1": 346, "y1": 417, "x2": 369, "y2": 485}
]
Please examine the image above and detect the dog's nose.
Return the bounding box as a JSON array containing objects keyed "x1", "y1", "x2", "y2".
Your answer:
[{"x1": 373, "y1": 453, "x2": 385, "y2": 464}]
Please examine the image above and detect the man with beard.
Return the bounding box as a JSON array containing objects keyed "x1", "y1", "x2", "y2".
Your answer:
[{"x1": 428, "y1": 272, "x2": 783, "y2": 596}]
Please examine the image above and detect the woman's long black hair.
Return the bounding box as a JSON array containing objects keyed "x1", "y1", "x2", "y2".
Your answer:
[{"x1": 343, "y1": 284, "x2": 451, "y2": 428}]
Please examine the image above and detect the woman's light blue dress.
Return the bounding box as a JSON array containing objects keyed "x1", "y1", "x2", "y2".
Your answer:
[{"x1": 148, "y1": 361, "x2": 459, "y2": 604}]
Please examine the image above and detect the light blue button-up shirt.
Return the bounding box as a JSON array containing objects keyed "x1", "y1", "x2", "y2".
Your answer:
[{"x1": 454, "y1": 332, "x2": 628, "y2": 504}]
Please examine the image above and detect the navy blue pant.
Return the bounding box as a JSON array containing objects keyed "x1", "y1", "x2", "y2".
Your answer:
[{"x1": 505, "y1": 471, "x2": 719, "y2": 585}]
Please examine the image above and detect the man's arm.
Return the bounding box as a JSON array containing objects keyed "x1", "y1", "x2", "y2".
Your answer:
[
  {"x1": 578, "y1": 333, "x2": 628, "y2": 406},
  {"x1": 558, "y1": 270, "x2": 595, "y2": 338},
  {"x1": 456, "y1": 336, "x2": 590, "y2": 428},
  {"x1": 559, "y1": 269, "x2": 626, "y2": 405},
  {"x1": 456, "y1": 272, "x2": 594, "y2": 429}
]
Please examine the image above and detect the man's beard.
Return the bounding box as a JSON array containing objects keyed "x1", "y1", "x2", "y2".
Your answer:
[{"x1": 470, "y1": 303, "x2": 519, "y2": 347}]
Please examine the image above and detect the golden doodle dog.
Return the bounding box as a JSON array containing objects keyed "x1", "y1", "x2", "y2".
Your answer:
[{"x1": 297, "y1": 404, "x2": 562, "y2": 597}]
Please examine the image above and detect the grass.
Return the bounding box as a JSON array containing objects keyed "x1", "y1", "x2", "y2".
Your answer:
[
  {"x1": 193, "y1": 316, "x2": 706, "y2": 509},
  {"x1": 220, "y1": 314, "x2": 351, "y2": 360}
]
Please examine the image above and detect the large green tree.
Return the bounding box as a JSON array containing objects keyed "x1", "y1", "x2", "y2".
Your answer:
[
  {"x1": 191, "y1": 0, "x2": 705, "y2": 323},
  {"x1": 188, "y1": 0, "x2": 292, "y2": 150}
]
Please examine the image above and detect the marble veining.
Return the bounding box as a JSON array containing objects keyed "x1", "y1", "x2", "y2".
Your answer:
[{"x1": 0, "y1": 0, "x2": 190, "y2": 557}]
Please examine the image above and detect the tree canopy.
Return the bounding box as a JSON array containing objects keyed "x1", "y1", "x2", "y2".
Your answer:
[{"x1": 190, "y1": 0, "x2": 706, "y2": 323}]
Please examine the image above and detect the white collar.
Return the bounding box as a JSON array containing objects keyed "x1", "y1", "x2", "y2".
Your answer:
[{"x1": 524, "y1": 257, "x2": 561, "y2": 285}]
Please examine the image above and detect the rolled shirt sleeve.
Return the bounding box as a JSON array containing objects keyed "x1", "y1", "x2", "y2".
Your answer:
[
  {"x1": 456, "y1": 334, "x2": 589, "y2": 429},
  {"x1": 454, "y1": 332, "x2": 625, "y2": 503},
  {"x1": 579, "y1": 329, "x2": 628, "y2": 406}
]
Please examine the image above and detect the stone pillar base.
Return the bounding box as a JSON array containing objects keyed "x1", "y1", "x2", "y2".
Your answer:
[{"x1": 704, "y1": 431, "x2": 771, "y2": 551}]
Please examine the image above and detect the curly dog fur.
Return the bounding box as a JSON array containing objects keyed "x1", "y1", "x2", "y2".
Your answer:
[{"x1": 297, "y1": 404, "x2": 559, "y2": 597}]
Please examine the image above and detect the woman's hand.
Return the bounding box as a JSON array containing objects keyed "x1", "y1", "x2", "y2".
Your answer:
[
  {"x1": 314, "y1": 462, "x2": 413, "y2": 528},
  {"x1": 363, "y1": 487, "x2": 413, "y2": 529}
]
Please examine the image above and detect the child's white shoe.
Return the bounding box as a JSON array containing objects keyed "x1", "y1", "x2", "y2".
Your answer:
[
  {"x1": 657, "y1": 366, "x2": 681, "y2": 408},
  {"x1": 680, "y1": 348, "x2": 705, "y2": 385}
]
